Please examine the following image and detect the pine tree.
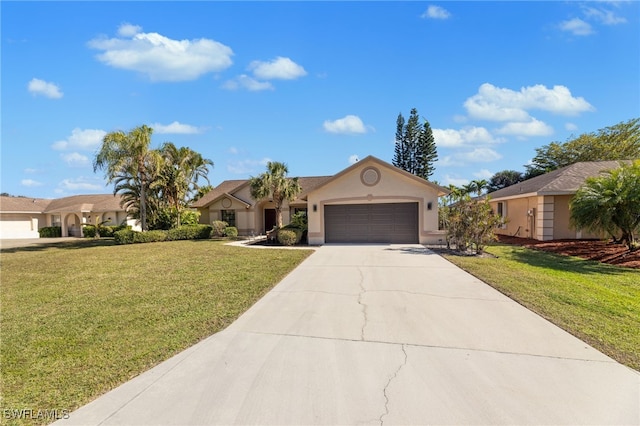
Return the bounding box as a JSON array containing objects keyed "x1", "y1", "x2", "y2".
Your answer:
[{"x1": 392, "y1": 108, "x2": 438, "y2": 179}]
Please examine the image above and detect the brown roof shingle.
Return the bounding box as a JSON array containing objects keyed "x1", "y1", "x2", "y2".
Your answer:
[
  {"x1": 0, "y1": 196, "x2": 52, "y2": 213},
  {"x1": 489, "y1": 161, "x2": 629, "y2": 199}
]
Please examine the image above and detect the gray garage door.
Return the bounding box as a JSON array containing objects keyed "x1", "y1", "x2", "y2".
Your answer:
[{"x1": 324, "y1": 203, "x2": 418, "y2": 243}]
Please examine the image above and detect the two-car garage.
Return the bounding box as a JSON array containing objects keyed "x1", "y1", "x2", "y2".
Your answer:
[
  {"x1": 324, "y1": 202, "x2": 418, "y2": 244},
  {"x1": 305, "y1": 156, "x2": 448, "y2": 245}
]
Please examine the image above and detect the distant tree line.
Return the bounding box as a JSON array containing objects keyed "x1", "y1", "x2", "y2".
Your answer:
[{"x1": 486, "y1": 117, "x2": 640, "y2": 193}]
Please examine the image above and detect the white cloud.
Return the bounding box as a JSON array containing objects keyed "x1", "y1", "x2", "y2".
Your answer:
[
  {"x1": 348, "y1": 155, "x2": 360, "y2": 164},
  {"x1": 473, "y1": 169, "x2": 494, "y2": 179},
  {"x1": 495, "y1": 118, "x2": 554, "y2": 137},
  {"x1": 443, "y1": 174, "x2": 469, "y2": 187},
  {"x1": 323, "y1": 115, "x2": 368, "y2": 134},
  {"x1": 433, "y1": 126, "x2": 501, "y2": 148},
  {"x1": 560, "y1": 18, "x2": 594, "y2": 36},
  {"x1": 118, "y1": 23, "x2": 142, "y2": 37},
  {"x1": 227, "y1": 158, "x2": 271, "y2": 175},
  {"x1": 248, "y1": 57, "x2": 307, "y2": 80},
  {"x1": 88, "y1": 26, "x2": 234, "y2": 82},
  {"x1": 61, "y1": 152, "x2": 91, "y2": 168},
  {"x1": 28, "y1": 78, "x2": 63, "y2": 99},
  {"x1": 58, "y1": 177, "x2": 104, "y2": 192},
  {"x1": 222, "y1": 75, "x2": 274, "y2": 91},
  {"x1": 464, "y1": 83, "x2": 594, "y2": 121},
  {"x1": 24, "y1": 168, "x2": 40, "y2": 174},
  {"x1": 421, "y1": 5, "x2": 451, "y2": 19},
  {"x1": 21, "y1": 179, "x2": 43, "y2": 187},
  {"x1": 228, "y1": 147, "x2": 239, "y2": 155},
  {"x1": 455, "y1": 148, "x2": 502, "y2": 163},
  {"x1": 565, "y1": 122, "x2": 578, "y2": 131},
  {"x1": 152, "y1": 121, "x2": 202, "y2": 134},
  {"x1": 52, "y1": 128, "x2": 106, "y2": 151},
  {"x1": 583, "y1": 6, "x2": 627, "y2": 25}
]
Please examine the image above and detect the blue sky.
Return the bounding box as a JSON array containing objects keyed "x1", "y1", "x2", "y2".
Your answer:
[{"x1": 2, "y1": 1, "x2": 639, "y2": 198}]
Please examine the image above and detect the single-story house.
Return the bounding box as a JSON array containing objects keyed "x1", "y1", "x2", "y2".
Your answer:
[
  {"x1": 488, "y1": 160, "x2": 628, "y2": 241},
  {"x1": 0, "y1": 194, "x2": 137, "y2": 239},
  {"x1": 193, "y1": 155, "x2": 449, "y2": 244}
]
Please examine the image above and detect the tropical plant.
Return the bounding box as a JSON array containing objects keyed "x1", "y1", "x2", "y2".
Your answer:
[
  {"x1": 94, "y1": 125, "x2": 160, "y2": 231},
  {"x1": 570, "y1": 160, "x2": 640, "y2": 251},
  {"x1": 157, "y1": 143, "x2": 213, "y2": 227},
  {"x1": 249, "y1": 161, "x2": 302, "y2": 228},
  {"x1": 440, "y1": 186, "x2": 504, "y2": 254}
]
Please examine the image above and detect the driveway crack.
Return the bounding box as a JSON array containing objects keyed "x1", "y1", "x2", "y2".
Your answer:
[
  {"x1": 357, "y1": 267, "x2": 367, "y2": 341},
  {"x1": 380, "y1": 344, "x2": 408, "y2": 426}
]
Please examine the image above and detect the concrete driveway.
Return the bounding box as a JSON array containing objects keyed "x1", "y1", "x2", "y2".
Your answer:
[{"x1": 58, "y1": 244, "x2": 639, "y2": 425}]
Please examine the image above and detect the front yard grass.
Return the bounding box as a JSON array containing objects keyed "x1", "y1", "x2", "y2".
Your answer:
[
  {"x1": 443, "y1": 244, "x2": 640, "y2": 372},
  {"x1": 0, "y1": 239, "x2": 313, "y2": 424}
]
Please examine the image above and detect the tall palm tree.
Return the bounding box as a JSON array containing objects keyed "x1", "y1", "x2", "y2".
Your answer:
[
  {"x1": 471, "y1": 179, "x2": 488, "y2": 196},
  {"x1": 250, "y1": 161, "x2": 301, "y2": 229},
  {"x1": 94, "y1": 125, "x2": 160, "y2": 231},
  {"x1": 157, "y1": 143, "x2": 214, "y2": 227}
]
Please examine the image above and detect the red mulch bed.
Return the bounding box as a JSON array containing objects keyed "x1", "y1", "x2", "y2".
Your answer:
[{"x1": 496, "y1": 235, "x2": 640, "y2": 269}]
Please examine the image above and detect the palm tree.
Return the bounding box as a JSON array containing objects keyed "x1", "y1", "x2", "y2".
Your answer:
[
  {"x1": 157, "y1": 143, "x2": 214, "y2": 227},
  {"x1": 94, "y1": 125, "x2": 160, "y2": 231},
  {"x1": 570, "y1": 161, "x2": 640, "y2": 250},
  {"x1": 250, "y1": 161, "x2": 302, "y2": 229},
  {"x1": 471, "y1": 179, "x2": 488, "y2": 196}
]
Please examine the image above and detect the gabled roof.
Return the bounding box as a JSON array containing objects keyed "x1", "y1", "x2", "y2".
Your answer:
[
  {"x1": 0, "y1": 196, "x2": 52, "y2": 213},
  {"x1": 191, "y1": 180, "x2": 251, "y2": 208},
  {"x1": 489, "y1": 161, "x2": 628, "y2": 200},
  {"x1": 192, "y1": 176, "x2": 333, "y2": 208},
  {"x1": 44, "y1": 194, "x2": 125, "y2": 213},
  {"x1": 306, "y1": 155, "x2": 450, "y2": 196},
  {"x1": 0, "y1": 194, "x2": 127, "y2": 214}
]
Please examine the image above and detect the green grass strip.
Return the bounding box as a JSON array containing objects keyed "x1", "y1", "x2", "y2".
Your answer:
[
  {"x1": 1, "y1": 239, "x2": 312, "y2": 425},
  {"x1": 443, "y1": 244, "x2": 640, "y2": 372}
]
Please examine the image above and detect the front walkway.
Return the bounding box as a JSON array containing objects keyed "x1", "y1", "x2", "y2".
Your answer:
[{"x1": 58, "y1": 244, "x2": 639, "y2": 425}]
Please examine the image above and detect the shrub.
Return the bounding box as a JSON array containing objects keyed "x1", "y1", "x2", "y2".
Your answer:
[
  {"x1": 166, "y1": 225, "x2": 212, "y2": 241},
  {"x1": 277, "y1": 229, "x2": 298, "y2": 246},
  {"x1": 39, "y1": 226, "x2": 61, "y2": 238},
  {"x1": 83, "y1": 225, "x2": 97, "y2": 238},
  {"x1": 134, "y1": 230, "x2": 168, "y2": 244},
  {"x1": 290, "y1": 211, "x2": 308, "y2": 228},
  {"x1": 114, "y1": 229, "x2": 135, "y2": 244},
  {"x1": 224, "y1": 226, "x2": 238, "y2": 238},
  {"x1": 282, "y1": 224, "x2": 304, "y2": 244},
  {"x1": 211, "y1": 220, "x2": 228, "y2": 237}
]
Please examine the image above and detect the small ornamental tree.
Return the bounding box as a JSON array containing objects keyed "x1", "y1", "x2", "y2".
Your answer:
[{"x1": 443, "y1": 192, "x2": 505, "y2": 254}]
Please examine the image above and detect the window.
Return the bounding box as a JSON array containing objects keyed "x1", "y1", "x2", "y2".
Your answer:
[
  {"x1": 221, "y1": 210, "x2": 236, "y2": 227},
  {"x1": 52, "y1": 215, "x2": 61, "y2": 226},
  {"x1": 496, "y1": 202, "x2": 507, "y2": 229}
]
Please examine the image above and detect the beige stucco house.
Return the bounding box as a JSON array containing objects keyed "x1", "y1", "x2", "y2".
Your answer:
[
  {"x1": 193, "y1": 156, "x2": 449, "y2": 244},
  {"x1": 0, "y1": 194, "x2": 137, "y2": 239},
  {"x1": 488, "y1": 161, "x2": 627, "y2": 241}
]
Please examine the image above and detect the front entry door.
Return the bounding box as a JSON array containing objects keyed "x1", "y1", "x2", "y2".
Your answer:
[{"x1": 264, "y1": 209, "x2": 276, "y2": 233}]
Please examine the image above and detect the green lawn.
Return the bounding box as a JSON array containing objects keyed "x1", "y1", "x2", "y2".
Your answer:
[
  {"x1": 443, "y1": 244, "x2": 640, "y2": 371},
  {"x1": 0, "y1": 239, "x2": 313, "y2": 424}
]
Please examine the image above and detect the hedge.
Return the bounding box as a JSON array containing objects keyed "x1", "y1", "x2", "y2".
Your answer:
[
  {"x1": 224, "y1": 227, "x2": 238, "y2": 238},
  {"x1": 39, "y1": 226, "x2": 61, "y2": 238},
  {"x1": 83, "y1": 224, "x2": 129, "y2": 238},
  {"x1": 114, "y1": 225, "x2": 213, "y2": 245}
]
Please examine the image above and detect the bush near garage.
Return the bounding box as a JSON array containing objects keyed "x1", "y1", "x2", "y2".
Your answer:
[
  {"x1": 277, "y1": 229, "x2": 298, "y2": 246},
  {"x1": 39, "y1": 226, "x2": 62, "y2": 238}
]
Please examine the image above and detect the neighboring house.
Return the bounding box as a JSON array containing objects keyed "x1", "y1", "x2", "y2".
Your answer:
[
  {"x1": 0, "y1": 194, "x2": 138, "y2": 239},
  {"x1": 193, "y1": 155, "x2": 449, "y2": 244},
  {"x1": 488, "y1": 161, "x2": 628, "y2": 241}
]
